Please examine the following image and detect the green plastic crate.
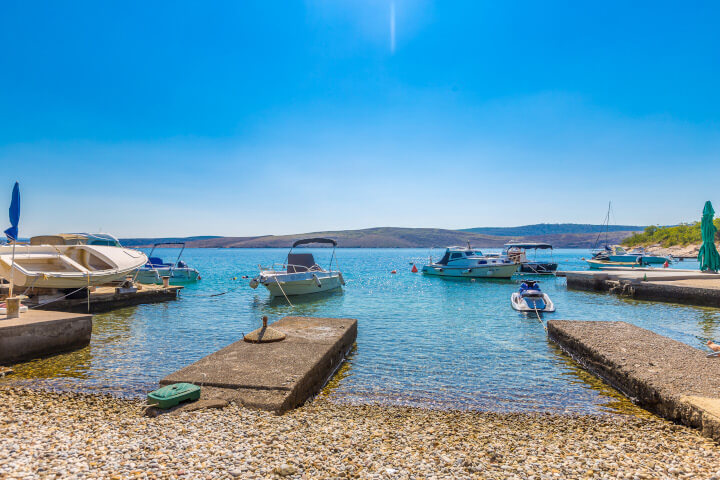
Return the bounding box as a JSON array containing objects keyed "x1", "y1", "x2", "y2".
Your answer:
[{"x1": 147, "y1": 383, "x2": 201, "y2": 409}]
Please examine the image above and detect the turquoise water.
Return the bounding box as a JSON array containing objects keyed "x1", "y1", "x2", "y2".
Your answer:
[{"x1": 5, "y1": 248, "x2": 718, "y2": 414}]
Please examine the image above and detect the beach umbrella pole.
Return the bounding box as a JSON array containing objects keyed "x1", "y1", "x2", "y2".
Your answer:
[{"x1": 8, "y1": 239, "x2": 15, "y2": 298}]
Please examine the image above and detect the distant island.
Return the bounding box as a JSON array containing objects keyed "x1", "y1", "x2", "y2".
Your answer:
[{"x1": 121, "y1": 223, "x2": 643, "y2": 249}]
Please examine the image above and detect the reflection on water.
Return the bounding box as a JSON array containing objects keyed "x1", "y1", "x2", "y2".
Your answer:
[{"x1": 2, "y1": 248, "x2": 719, "y2": 414}]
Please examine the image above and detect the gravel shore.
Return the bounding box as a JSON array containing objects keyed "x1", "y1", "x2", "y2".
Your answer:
[{"x1": 1, "y1": 387, "x2": 719, "y2": 479}]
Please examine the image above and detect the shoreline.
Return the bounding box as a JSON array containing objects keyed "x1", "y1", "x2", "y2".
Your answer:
[{"x1": 2, "y1": 386, "x2": 719, "y2": 478}]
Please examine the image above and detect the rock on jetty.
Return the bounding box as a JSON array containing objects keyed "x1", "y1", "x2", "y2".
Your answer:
[{"x1": 1, "y1": 387, "x2": 719, "y2": 479}]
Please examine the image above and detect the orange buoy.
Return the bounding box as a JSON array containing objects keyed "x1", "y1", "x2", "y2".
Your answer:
[
  {"x1": 411, "y1": 264, "x2": 418, "y2": 273},
  {"x1": 391, "y1": 270, "x2": 397, "y2": 274},
  {"x1": 663, "y1": 260, "x2": 669, "y2": 268}
]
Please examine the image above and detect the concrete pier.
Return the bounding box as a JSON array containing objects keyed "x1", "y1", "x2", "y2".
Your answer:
[
  {"x1": 563, "y1": 269, "x2": 720, "y2": 307},
  {"x1": 548, "y1": 320, "x2": 720, "y2": 441},
  {"x1": 0, "y1": 310, "x2": 92, "y2": 365},
  {"x1": 21, "y1": 284, "x2": 183, "y2": 313},
  {"x1": 160, "y1": 316, "x2": 357, "y2": 413}
]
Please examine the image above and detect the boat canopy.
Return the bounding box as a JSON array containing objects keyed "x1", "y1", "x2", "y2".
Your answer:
[
  {"x1": 504, "y1": 242, "x2": 553, "y2": 250},
  {"x1": 291, "y1": 238, "x2": 337, "y2": 248}
]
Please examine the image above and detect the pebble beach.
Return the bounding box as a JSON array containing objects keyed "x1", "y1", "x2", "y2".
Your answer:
[{"x1": 2, "y1": 387, "x2": 719, "y2": 480}]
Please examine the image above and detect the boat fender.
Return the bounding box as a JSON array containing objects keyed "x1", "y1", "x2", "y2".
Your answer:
[
  {"x1": 338, "y1": 272, "x2": 346, "y2": 285},
  {"x1": 249, "y1": 278, "x2": 259, "y2": 289},
  {"x1": 312, "y1": 274, "x2": 322, "y2": 287}
]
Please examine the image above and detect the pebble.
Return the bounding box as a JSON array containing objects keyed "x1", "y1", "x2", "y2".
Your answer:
[{"x1": 0, "y1": 386, "x2": 719, "y2": 479}]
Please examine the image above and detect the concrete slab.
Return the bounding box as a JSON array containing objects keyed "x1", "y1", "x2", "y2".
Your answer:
[
  {"x1": 564, "y1": 270, "x2": 720, "y2": 307},
  {"x1": 548, "y1": 320, "x2": 720, "y2": 442},
  {"x1": 160, "y1": 316, "x2": 357, "y2": 413},
  {"x1": 26, "y1": 284, "x2": 182, "y2": 313},
  {"x1": 0, "y1": 310, "x2": 92, "y2": 365}
]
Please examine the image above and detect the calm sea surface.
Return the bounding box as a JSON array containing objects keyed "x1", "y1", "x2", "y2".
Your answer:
[{"x1": 4, "y1": 248, "x2": 717, "y2": 414}]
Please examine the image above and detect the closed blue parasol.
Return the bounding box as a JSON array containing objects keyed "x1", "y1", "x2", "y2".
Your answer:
[{"x1": 4, "y1": 182, "x2": 19, "y2": 241}]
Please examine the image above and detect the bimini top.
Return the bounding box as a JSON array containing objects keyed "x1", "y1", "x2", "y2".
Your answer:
[
  {"x1": 292, "y1": 238, "x2": 337, "y2": 248},
  {"x1": 504, "y1": 242, "x2": 553, "y2": 250}
]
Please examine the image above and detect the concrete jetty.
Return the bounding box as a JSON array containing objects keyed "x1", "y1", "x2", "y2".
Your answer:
[
  {"x1": 160, "y1": 316, "x2": 357, "y2": 413},
  {"x1": 0, "y1": 310, "x2": 92, "y2": 364},
  {"x1": 562, "y1": 269, "x2": 720, "y2": 307},
  {"x1": 18, "y1": 284, "x2": 183, "y2": 313},
  {"x1": 548, "y1": 320, "x2": 720, "y2": 441}
]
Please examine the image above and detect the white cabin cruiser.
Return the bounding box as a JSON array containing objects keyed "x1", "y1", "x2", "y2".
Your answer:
[
  {"x1": 0, "y1": 244, "x2": 148, "y2": 289},
  {"x1": 249, "y1": 238, "x2": 345, "y2": 297},
  {"x1": 511, "y1": 280, "x2": 555, "y2": 312},
  {"x1": 422, "y1": 246, "x2": 519, "y2": 278}
]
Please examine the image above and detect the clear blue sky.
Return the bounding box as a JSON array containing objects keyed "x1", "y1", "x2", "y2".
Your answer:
[{"x1": 1, "y1": 1, "x2": 718, "y2": 237}]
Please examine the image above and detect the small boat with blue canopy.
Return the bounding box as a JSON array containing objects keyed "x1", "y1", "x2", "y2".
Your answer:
[
  {"x1": 134, "y1": 242, "x2": 200, "y2": 284},
  {"x1": 511, "y1": 280, "x2": 555, "y2": 312},
  {"x1": 422, "y1": 245, "x2": 519, "y2": 278}
]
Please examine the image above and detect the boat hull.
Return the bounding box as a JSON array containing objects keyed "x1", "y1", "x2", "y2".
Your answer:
[
  {"x1": 255, "y1": 271, "x2": 343, "y2": 297},
  {"x1": 422, "y1": 263, "x2": 519, "y2": 278},
  {"x1": 135, "y1": 267, "x2": 200, "y2": 284}
]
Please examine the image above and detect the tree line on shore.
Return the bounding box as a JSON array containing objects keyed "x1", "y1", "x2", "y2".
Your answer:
[{"x1": 623, "y1": 219, "x2": 720, "y2": 247}]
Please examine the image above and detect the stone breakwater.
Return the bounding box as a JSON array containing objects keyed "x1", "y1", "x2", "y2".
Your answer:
[{"x1": 1, "y1": 388, "x2": 720, "y2": 479}]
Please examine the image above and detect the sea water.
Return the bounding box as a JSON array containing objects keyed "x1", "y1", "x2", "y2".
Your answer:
[{"x1": 5, "y1": 248, "x2": 717, "y2": 414}]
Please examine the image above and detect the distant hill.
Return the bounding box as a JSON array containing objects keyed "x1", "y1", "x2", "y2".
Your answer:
[
  {"x1": 120, "y1": 236, "x2": 222, "y2": 247},
  {"x1": 126, "y1": 226, "x2": 641, "y2": 249},
  {"x1": 461, "y1": 223, "x2": 646, "y2": 237}
]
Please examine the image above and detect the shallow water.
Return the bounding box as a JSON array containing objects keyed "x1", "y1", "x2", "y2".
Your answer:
[{"x1": 4, "y1": 248, "x2": 717, "y2": 414}]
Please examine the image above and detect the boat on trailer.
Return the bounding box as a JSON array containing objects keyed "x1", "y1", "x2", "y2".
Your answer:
[
  {"x1": 134, "y1": 242, "x2": 200, "y2": 284},
  {"x1": 504, "y1": 242, "x2": 558, "y2": 274},
  {"x1": 0, "y1": 244, "x2": 148, "y2": 289},
  {"x1": 249, "y1": 238, "x2": 345, "y2": 297},
  {"x1": 421, "y1": 246, "x2": 519, "y2": 279},
  {"x1": 511, "y1": 280, "x2": 555, "y2": 312}
]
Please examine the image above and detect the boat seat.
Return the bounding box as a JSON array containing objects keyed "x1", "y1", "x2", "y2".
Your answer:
[{"x1": 287, "y1": 253, "x2": 318, "y2": 273}]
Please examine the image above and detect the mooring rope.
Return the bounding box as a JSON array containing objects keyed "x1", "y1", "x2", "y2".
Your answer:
[{"x1": 274, "y1": 277, "x2": 294, "y2": 308}]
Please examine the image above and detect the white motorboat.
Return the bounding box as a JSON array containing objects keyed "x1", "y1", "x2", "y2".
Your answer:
[
  {"x1": 134, "y1": 242, "x2": 200, "y2": 284},
  {"x1": 510, "y1": 280, "x2": 555, "y2": 312},
  {"x1": 421, "y1": 246, "x2": 519, "y2": 278},
  {"x1": 249, "y1": 238, "x2": 345, "y2": 297},
  {"x1": 0, "y1": 244, "x2": 148, "y2": 289}
]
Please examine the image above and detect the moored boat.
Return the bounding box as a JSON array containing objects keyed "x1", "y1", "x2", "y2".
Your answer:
[
  {"x1": 504, "y1": 242, "x2": 558, "y2": 274},
  {"x1": 421, "y1": 246, "x2": 519, "y2": 278},
  {"x1": 134, "y1": 242, "x2": 200, "y2": 284},
  {"x1": 511, "y1": 280, "x2": 555, "y2": 312},
  {"x1": 249, "y1": 238, "x2": 345, "y2": 297}
]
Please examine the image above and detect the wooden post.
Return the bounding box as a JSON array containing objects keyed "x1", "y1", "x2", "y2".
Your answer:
[
  {"x1": 5, "y1": 296, "x2": 21, "y2": 319},
  {"x1": 162, "y1": 276, "x2": 170, "y2": 288}
]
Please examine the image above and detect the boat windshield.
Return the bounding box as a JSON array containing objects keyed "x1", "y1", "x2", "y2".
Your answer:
[{"x1": 465, "y1": 251, "x2": 483, "y2": 257}]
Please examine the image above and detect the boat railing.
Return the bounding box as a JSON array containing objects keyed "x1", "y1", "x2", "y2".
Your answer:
[{"x1": 260, "y1": 262, "x2": 326, "y2": 273}]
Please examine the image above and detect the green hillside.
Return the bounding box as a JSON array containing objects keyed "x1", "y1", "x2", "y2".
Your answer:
[{"x1": 623, "y1": 221, "x2": 720, "y2": 247}]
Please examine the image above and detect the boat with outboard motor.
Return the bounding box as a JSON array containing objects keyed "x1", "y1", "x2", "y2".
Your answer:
[
  {"x1": 134, "y1": 242, "x2": 200, "y2": 284},
  {"x1": 504, "y1": 242, "x2": 558, "y2": 274},
  {"x1": 0, "y1": 243, "x2": 148, "y2": 288},
  {"x1": 422, "y1": 246, "x2": 519, "y2": 278},
  {"x1": 249, "y1": 238, "x2": 345, "y2": 297},
  {"x1": 511, "y1": 280, "x2": 555, "y2": 312},
  {"x1": 591, "y1": 245, "x2": 670, "y2": 265}
]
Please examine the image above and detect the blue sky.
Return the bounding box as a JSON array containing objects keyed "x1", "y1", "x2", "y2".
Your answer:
[{"x1": 1, "y1": 1, "x2": 719, "y2": 237}]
